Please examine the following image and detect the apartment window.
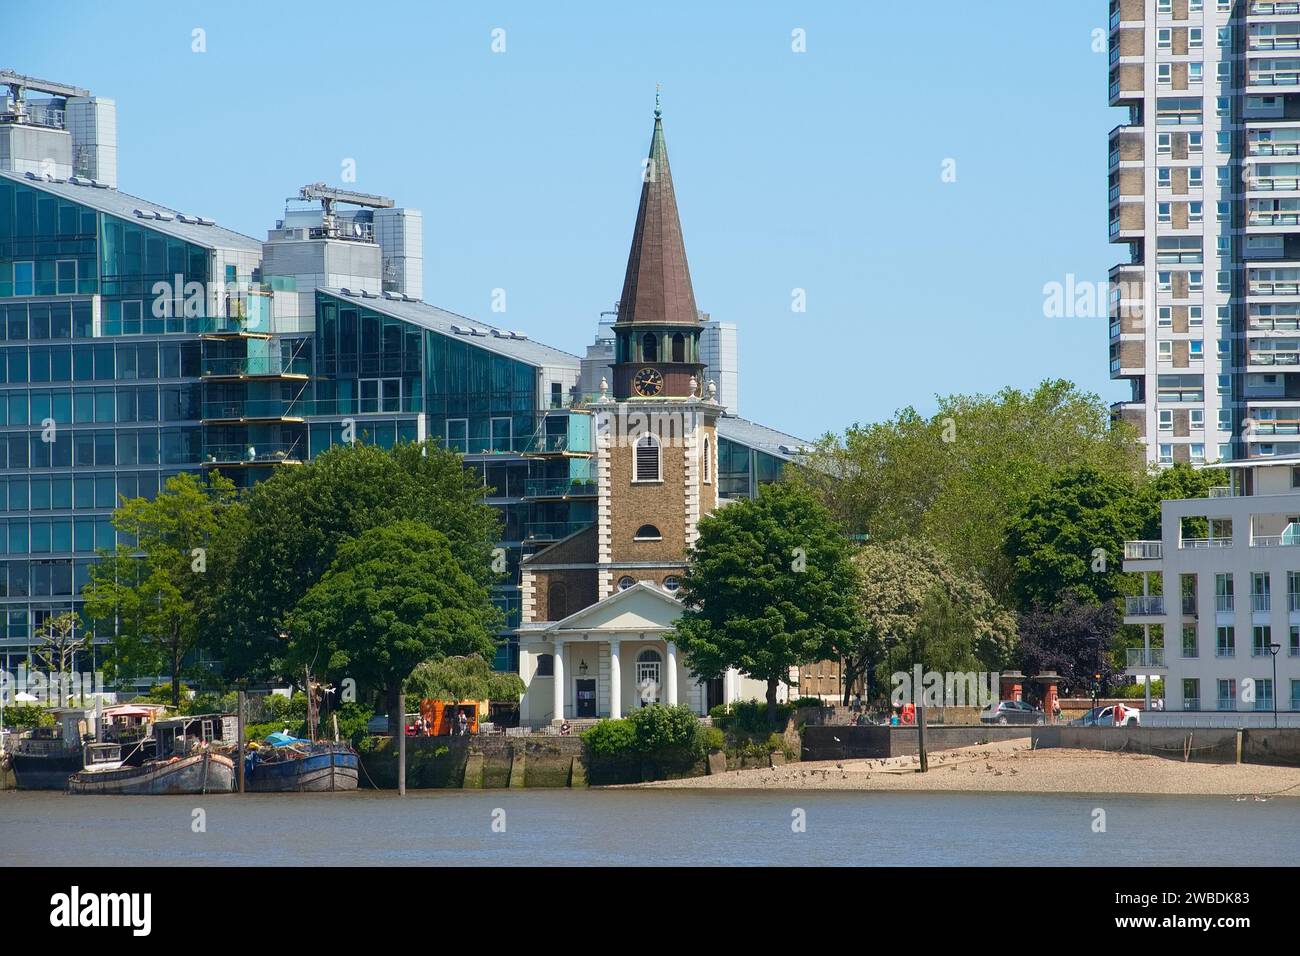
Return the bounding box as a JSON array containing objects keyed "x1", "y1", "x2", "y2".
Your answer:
[
  {"x1": 1190, "y1": 340, "x2": 1204, "y2": 357},
  {"x1": 1291, "y1": 572, "x2": 1300, "y2": 611},
  {"x1": 1190, "y1": 167, "x2": 1203, "y2": 188},
  {"x1": 1217, "y1": 573, "x2": 1234, "y2": 611},
  {"x1": 1158, "y1": 63, "x2": 1172, "y2": 84},
  {"x1": 1190, "y1": 408, "x2": 1204, "y2": 429},
  {"x1": 1294, "y1": 679, "x2": 1300, "y2": 710},
  {"x1": 489, "y1": 416, "x2": 511, "y2": 451},
  {"x1": 1158, "y1": 0, "x2": 1171, "y2": 14},
  {"x1": 1217, "y1": 304, "x2": 1230, "y2": 324},
  {"x1": 1182, "y1": 625, "x2": 1199, "y2": 658},
  {"x1": 1217, "y1": 201, "x2": 1230, "y2": 222},
  {"x1": 1217, "y1": 270, "x2": 1231, "y2": 293},
  {"x1": 1191, "y1": 443, "x2": 1206, "y2": 463},
  {"x1": 1217, "y1": 626, "x2": 1236, "y2": 658},
  {"x1": 1219, "y1": 408, "x2": 1232, "y2": 431},
  {"x1": 13, "y1": 261, "x2": 34, "y2": 297},
  {"x1": 1217, "y1": 96, "x2": 1230, "y2": 116},
  {"x1": 1256, "y1": 678, "x2": 1274, "y2": 711},
  {"x1": 1218, "y1": 62, "x2": 1231, "y2": 84},
  {"x1": 1253, "y1": 625, "x2": 1273, "y2": 657},
  {"x1": 1217, "y1": 374, "x2": 1230, "y2": 395},
  {"x1": 1190, "y1": 0, "x2": 1202, "y2": 10},
  {"x1": 1156, "y1": 306, "x2": 1172, "y2": 329},
  {"x1": 1253, "y1": 572, "x2": 1271, "y2": 611},
  {"x1": 1217, "y1": 236, "x2": 1232, "y2": 257},
  {"x1": 1158, "y1": 202, "x2": 1172, "y2": 224},
  {"x1": 1189, "y1": 202, "x2": 1204, "y2": 224},
  {"x1": 1189, "y1": 27, "x2": 1203, "y2": 49},
  {"x1": 1160, "y1": 409, "x2": 1174, "y2": 432},
  {"x1": 1189, "y1": 63, "x2": 1203, "y2": 84},
  {"x1": 1291, "y1": 624, "x2": 1300, "y2": 656},
  {"x1": 1218, "y1": 25, "x2": 1231, "y2": 47},
  {"x1": 1159, "y1": 271, "x2": 1173, "y2": 292},
  {"x1": 444, "y1": 418, "x2": 468, "y2": 453},
  {"x1": 1219, "y1": 443, "x2": 1231, "y2": 460},
  {"x1": 55, "y1": 260, "x2": 77, "y2": 296},
  {"x1": 1217, "y1": 679, "x2": 1236, "y2": 711},
  {"x1": 1183, "y1": 678, "x2": 1200, "y2": 711},
  {"x1": 1189, "y1": 305, "x2": 1203, "y2": 326},
  {"x1": 1158, "y1": 132, "x2": 1172, "y2": 155},
  {"x1": 1189, "y1": 271, "x2": 1204, "y2": 292},
  {"x1": 1159, "y1": 340, "x2": 1173, "y2": 360},
  {"x1": 1158, "y1": 28, "x2": 1172, "y2": 50},
  {"x1": 1159, "y1": 443, "x2": 1174, "y2": 465},
  {"x1": 1216, "y1": 166, "x2": 1231, "y2": 188},
  {"x1": 633, "y1": 434, "x2": 661, "y2": 482},
  {"x1": 1216, "y1": 132, "x2": 1231, "y2": 154},
  {"x1": 1158, "y1": 167, "x2": 1172, "y2": 188}
]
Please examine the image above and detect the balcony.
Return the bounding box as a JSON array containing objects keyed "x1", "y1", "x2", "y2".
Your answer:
[
  {"x1": 1251, "y1": 2, "x2": 1300, "y2": 15},
  {"x1": 1216, "y1": 645, "x2": 1237, "y2": 659},
  {"x1": 1182, "y1": 537, "x2": 1233, "y2": 550},
  {"x1": 523, "y1": 479, "x2": 598, "y2": 499},
  {"x1": 1124, "y1": 540, "x2": 1163, "y2": 560},
  {"x1": 1218, "y1": 595, "x2": 1236, "y2": 613},
  {"x1": 199, "y1": 400, "x2": 306, "y2": 424},
  {"x1": 1182, "y1": 594, "x2": 1198, "y2": 616},
  {"x1": 1252, "y1": 594, "x2": 1272, "y2": 611},
  {"x1": 200, "y1": 356, "x2": 310, "y2": 381},
  {"x1": 524, "y1": 521, "x2": 593, "y2": 542},
  {"x1": 1252, "y1": 642, "x2": 1277, "y2": 657},
  {"x1": 201, "y1": 443, "x2": 304, "y2": 467},
  {"x1": 1209, "y1": 485, "x2": 1235, "y2": 498},
  {"x1": 1184, "y1": 697, "x2": 1201, "y2": 712},
  {"x1": 1249, "y1": 350, "x2": 1300, "y2": 365},
  {"x1": 1125, "y1": 595, "x2": 1165, "y2": 616},
  {"x1": 1126, "y1": 647, "x2": 1166, "y2": 668}
]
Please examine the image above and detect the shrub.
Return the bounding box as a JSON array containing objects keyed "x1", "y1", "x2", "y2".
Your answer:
[
  {"x1": 582, "y1": 717, "x2": 637, "y2": 757},
  {"x1": 628, "y1": 704, "x2": 698, "y2": 752},
  {"x1": 697, "y1": 726, "x2": 725, "y2": 753},
  {"x1": 792, "y1": 696, "x2": 824, "y2": 710},
  {"x1": 712, "y1": 700, "x2": 795, "y2": 735}
]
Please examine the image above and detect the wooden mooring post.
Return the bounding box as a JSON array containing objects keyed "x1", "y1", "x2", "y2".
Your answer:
[
  {"x1": 917, "y1": 705, "x2": 928, "y2": 773},
  {"x1": 397, "y1": 692, "x2": 407, "y2": 796},
  {"x1": 235, "y1": 690, "x2": 246, "y2": 794}
]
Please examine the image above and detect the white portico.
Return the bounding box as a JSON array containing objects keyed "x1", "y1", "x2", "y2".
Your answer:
[{"x1": 517, "y1": 581, "x2": 759, "y2": 726}]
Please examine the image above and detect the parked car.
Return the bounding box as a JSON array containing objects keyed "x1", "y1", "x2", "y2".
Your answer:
[
  {"x1": 979, "y1": 700, "x2": 1045, "y2": 725},
  {"x1": 1070, "y1": 705, "x2": 1140, "y2": 728}
]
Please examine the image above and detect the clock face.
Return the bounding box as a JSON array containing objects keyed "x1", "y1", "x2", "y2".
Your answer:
[{"x1": 634, "y1": 367, "x2": 664, "y2": 397}]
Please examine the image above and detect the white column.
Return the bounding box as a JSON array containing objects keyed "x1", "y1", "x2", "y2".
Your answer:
[
  {"x1": 666, "y1": 641, "x2": 678, "y2": 706},
  {"x1": 552, "y1": 639, "x2": 566, "y2": 723},
  {"x1": 609, "y1": 639, "x2": 622, "y2": 719}
]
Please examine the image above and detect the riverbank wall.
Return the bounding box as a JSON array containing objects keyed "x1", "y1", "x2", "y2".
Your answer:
[
  {"x1": 800, "y1": 725, "x2": 1032, "y2": 761},
  {"x1": 1031, "y1": 725, "x2": 1300, "y2": 767},
  {"x1": 357, "y1": 734, "x2": 714, "y2": 789}
]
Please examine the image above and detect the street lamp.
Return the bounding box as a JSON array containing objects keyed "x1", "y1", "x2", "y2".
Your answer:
[{"x1": 1270, "y1": 642, "x2": 1282, "y2": 729}]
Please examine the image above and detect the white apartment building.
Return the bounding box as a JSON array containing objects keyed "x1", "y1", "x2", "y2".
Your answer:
[
  {"x1": 1123, "y1": 457, "x2": 1300, "y2": 724},
  {"x1": 1108, "y1": 0, "x2": 1300, "y2": 466}
]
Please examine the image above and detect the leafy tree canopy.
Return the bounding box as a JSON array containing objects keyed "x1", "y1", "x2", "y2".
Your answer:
[
  {"x1": 1017, "y1": 593, "x2": 1121, "y2": 695},
  {"x1": 673, "y1": 481, "x2": 862, "y2": 720},
  {"x1": 406, "y1": 654, "x2": 524, "y2": 702}
]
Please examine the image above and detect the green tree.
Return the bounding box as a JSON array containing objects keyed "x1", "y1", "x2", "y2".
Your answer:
[
  {"x1": 1137, "y1": 463, "x2": 1227, "y2": 540},
  {"x1": 849, "y1": 539, "x2": 1016, "y2": 702},
  {"x1": 1004, "y1": 465, "x2": 1145, "y2": 610},
  {"x1": 673, "y1": 481, "x2": 862, "y2": 723},
  {"x1": 82, "y1": 471, "x2": 237, "y2": 707},
  {"x1": 285, "y1": 521, "x2": 501, "y2": 735},
  {"x1": 210, "y1": 441, "x2": 500, "y2": 681},
  {"x1": 800, "y1": 380, "x2": 1142, "y2": 599},
  {"x1": 33, "y1": 611, "x2": 86, "y2": 677},
  {"x1": 406, "y1": 654, "x2": 524, "y2": 702}
]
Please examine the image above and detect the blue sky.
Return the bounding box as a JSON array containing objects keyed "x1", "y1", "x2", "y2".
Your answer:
[{"x1": 10, "y1": 0, "x2": 1115, "y2": 440}]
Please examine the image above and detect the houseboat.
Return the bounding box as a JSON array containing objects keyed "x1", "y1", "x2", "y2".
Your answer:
[
  {"x1": 244, "y1": 733, "x2": 358, "y2": 792},
  {"x1": 67, "y1": 713, "x2": 237, "y2": 795},
  {"x1": 11, "y1": 708, "x2": 95, "y2": 790}
]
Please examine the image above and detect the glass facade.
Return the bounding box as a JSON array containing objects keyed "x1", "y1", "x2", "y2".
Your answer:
[{"x1": 718, "y1": 435, "x2": 788, "y2": 500}]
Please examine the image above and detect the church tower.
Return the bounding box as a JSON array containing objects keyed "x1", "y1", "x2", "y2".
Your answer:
[
  {"x1": 611, "y1": 91, "x2": 707, "y2": 402},
  {"x1": 594, "y1": 92, "x2": 721, "y2": 599}
]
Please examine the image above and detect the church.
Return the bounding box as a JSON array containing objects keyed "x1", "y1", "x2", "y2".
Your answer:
[{"x1": 516, "y1": 101, "x2": 779, "y2": 725}]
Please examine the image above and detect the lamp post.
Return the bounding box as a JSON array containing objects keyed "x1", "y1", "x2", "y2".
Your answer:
[{"x1": 1270, "y1": 642, "x2": 1281, "y2": 729}]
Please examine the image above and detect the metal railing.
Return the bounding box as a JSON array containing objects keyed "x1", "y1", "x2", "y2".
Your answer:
[
  {"x1": 1209, "y1": 485, "x2": 1235, "y2": 497},
  {"x1": 1252, "y1": 594, "x2": 1272, "y2": 611},
  {"x1": 1182, "y1": 537, "x2": 1232, "y2": 549},
  {"x1": 1216, "y1": 645, "x2": 1237, "y2": 659},
  {"x1": 1217, "y1": 594, "x2": 1235, "y2": 613},
  {"x1": 1252, "y1": 642, "x2": 1275, "y2": 657},
  {"x1": 202, "y1": 443, "x2": 303, "y2": 465},
  {"x1": 201, "y1": 356, "x2": 309, "y2": 377},
  {"x1": 1182, "y1": 594, "x2": 1198, "y2": 615},
  {"x1": 1125, "y1": 540, "x2": 1163, "y2": 560},
  {"x1": 1126, "y1": 647, "x2": 1166, "y2": 668},
  {"x1": 1252, "y1": 2, "x2": 1300, "y2": 14},
  {"x1": 523, "y1": 479, "x2": 597, "y2": 498},
  {"x1": 200, "y1": 400, "x2": 306, "y2": 420},
  {"x1": 1183, "y1": 697, "x2": 1201, "y2": 711},
  {"x1": 1125, "y1": 595, "x2": 1166, "y2": 616}
]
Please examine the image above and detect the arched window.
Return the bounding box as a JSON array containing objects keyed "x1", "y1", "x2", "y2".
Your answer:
[
  {"x1": 636, "y1": 649, "x2": 662, "y2": 706},
  {"x1": 536, "y1": 654, "x2": 554, "y2": 677},
  {"x1": 548, "y1": 582, "x2": 567, "y2": 620},
  {"x1": 702, "y1": 435, "x2": 711, "y2": 484},
  {"x1": 662, "y1": 575, "x2": 681, "y2": 593},
  {"x1": 634, "y1": 524, "x2": 662, "y2": 541},
  {"x1": 672, "y1": 332, "x2": 685, "y2": 363},
  {"x1": 618, "y1": 575, "x2": 636, "y2": 591},
  {"x1": 642, "y1": 332, "x2": 658, "y2": 362},
  {"x1": 634, "y1": 433, "x2": 661, "y2": 482}
]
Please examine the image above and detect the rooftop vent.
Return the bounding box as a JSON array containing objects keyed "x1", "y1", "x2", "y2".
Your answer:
[
  {"x1": 469, "y1": 328, "x2": 487, "y2": 337},
  {"x1": 383, "y1": 291, "x2": 402, "y2": 300},
  {"x1": 68, "y1": 175, "x2": 90, "y2": 186},
  {"x1": 195, "y1": 216, "x2": 214, "y2": 225},
  {"x1": 90, "y1": 180, "x2": 109, "y2": 188},
  {"x1": 450, "y1": 325, "x2": 472, "y2": 335},
  {"x1": 400, "y1": 294, "x2": 419, "y2": 303},
  {"x1": 339, "y1": 288, "x2": 357, "y2": 296},
  {"x1": 358, "y1": 289, "x2": 377, "y2": 298}
]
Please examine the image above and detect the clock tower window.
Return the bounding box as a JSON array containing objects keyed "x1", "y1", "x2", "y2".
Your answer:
[
  {"x1": 642, "y1": 332, "x2": 659, "y2": 362},
  {"x1": 633, "y1": 433, "x2": 661, "y2": 482},
  {"x1": 672, "y1": 332, "x2": 685, "y2": 363}
]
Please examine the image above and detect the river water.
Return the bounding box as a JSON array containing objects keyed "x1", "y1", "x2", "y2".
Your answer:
[{"x1": 1, "y1": 789, "x2": 1295, "y2": 866}]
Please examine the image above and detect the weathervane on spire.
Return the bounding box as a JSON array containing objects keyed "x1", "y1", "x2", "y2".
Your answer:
[{"x1": 654, "y1": 82, "x2": 662, "y2": 119}]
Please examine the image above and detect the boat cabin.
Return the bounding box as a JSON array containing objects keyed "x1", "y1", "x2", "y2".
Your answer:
[
  {"x1": 81, "y1": 742, "x2": 125, "y2": 773},
  {"x1": 152, "y1": 713, "x2": 236, "y2": 756},
  {"x1": 17, "y1": 708, "x2": 94, "y2": 754}
]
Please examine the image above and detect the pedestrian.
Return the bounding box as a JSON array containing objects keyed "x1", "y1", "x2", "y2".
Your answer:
[{"x1": 457, "y1": 709, "x2": 468, "y2": 736}]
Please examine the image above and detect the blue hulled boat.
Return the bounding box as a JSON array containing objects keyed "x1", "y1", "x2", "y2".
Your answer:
[{"x1": 244, "y1": 735, "x2": 359, "y2": 792}]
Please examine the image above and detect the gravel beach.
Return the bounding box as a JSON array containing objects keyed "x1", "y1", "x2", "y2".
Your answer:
[{"x1": 629, "y1": 739, "x2": 1300, "y2": 797}]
